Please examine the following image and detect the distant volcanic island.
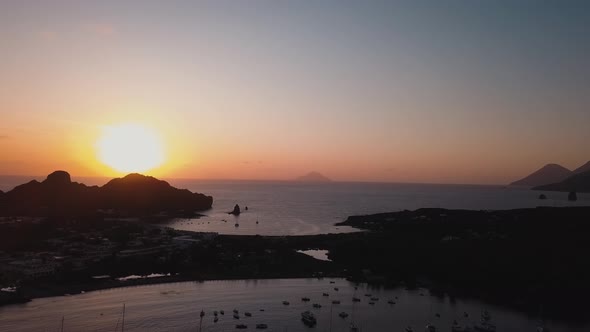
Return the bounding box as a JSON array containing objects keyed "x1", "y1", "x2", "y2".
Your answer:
[
  {"x1": 296, "y1": 171, "x2": 332, "y2": 182},
  {"x1": 0, "y1": 171, "x2": 213, "y2": 217},
  {"x1": 510, "y1": 160, "x2": 590, "y2": 193}
]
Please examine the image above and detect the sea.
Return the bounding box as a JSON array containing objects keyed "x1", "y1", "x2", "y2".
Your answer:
[
  {"x1": 1, "y1": 177, "x2": 589, "y2": 331},
  {"x1": 0, "y1": 278, "x2": 587, "y2": 332},
  {"x1": 165, "y1": 179, "x2": 588, "y2": 235}
]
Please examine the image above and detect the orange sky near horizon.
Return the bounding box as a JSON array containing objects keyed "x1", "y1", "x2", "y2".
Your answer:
[{"x1": 1, "y1": 2, "x2": 589, "y2": 185}]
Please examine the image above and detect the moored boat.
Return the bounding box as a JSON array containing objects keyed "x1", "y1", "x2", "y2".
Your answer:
[{"x1": 301, "y1": 311, "x2": 317, "y2": 327}]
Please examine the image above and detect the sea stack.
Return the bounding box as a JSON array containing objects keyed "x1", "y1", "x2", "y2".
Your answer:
[
  {"x1": 229, "y1": 204, "x2": 241, "y2": 215},
  {"x1": 568, "y1": 191, "x2": 578, "y2": 201},
  {"x1": 538, "y1": 194, "x2": 547, "y2": 200}
]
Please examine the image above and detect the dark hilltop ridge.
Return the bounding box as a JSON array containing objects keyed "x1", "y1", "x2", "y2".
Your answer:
[
  {"x1": 0, "y1": 170, "x2": 212, "y2": 217},
  {"x1": 533, "y1": 170, "x2": 590, "y2": 193},
  {"x1": 296, "y1": 171, "x2": 331, "y2": 182},
  {"x1": 510, "y1": 163, "x2": 572, "y2": 186}
]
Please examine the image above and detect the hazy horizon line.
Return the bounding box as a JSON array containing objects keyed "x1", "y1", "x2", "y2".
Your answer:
[{"x1": 0, "y1": 172, "x2": 515, "y2": 188}]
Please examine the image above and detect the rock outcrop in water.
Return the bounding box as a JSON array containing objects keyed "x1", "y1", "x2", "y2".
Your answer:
[
  {"x1": 229, "y1": 204, "x2": 241, "y2": 215},
  {"x1": 0, "y1": 171, "x2": 213, "y2": 217}
]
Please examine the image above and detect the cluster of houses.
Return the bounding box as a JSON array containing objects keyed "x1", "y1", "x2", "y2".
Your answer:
[{"x1": 0, "y1": 224, "x2": 218, "y2": 282}]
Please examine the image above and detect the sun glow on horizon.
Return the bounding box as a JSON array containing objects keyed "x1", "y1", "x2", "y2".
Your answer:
[{"x1": 96, "y1": 123, "x2": 165, "y2": 174}]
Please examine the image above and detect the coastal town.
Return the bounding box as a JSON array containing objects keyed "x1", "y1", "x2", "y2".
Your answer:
[{"x1": 0, "y1": 214, "x2": 336, "y2": 306}]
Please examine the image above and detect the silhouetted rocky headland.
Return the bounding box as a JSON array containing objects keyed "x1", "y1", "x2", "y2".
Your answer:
[
  {"x1": 533, "y1": 170, "x2": 590, "y2": 193},
  {"x1": 0, "y1": 171, "x2": 212, "y2": 217},
  {"x1": 331, "y1": 206, "x2": 590, "y2": 322}
]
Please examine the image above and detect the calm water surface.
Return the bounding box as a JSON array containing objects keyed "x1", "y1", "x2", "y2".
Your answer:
[
  {"x1": 0, "y1": 278, "x2": 586, "y2": 332},
  {"x1": 164, "y1": 180, "x2": 590, "y2": 235}
]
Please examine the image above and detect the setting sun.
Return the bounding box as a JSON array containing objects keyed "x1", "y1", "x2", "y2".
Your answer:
[{"x1": 96, "y1": 123, "x2": 165, "y2": 173}]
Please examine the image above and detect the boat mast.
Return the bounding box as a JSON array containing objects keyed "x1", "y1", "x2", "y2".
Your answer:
[
  {"x1": 61, "y1": 316, "x2": 64, "y2": 332},
  {"x1": 199, "y1": 309, "x2": 204, "y2": 332},
  {"x1": 121, "y1": 303, "x2": 125, "y2": 332},
  {"x1": 329, "y1": 302, "x2": 333, "y2": 332}
]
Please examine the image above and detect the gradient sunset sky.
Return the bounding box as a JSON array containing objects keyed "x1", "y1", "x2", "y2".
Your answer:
[{"x1": 1, "y1": 1, "x2": 589, "y2": 184}]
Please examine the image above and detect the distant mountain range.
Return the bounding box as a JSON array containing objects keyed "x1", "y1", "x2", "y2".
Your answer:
[
  {"x1": 0, "y1": 171, "x2": 212, "y2": 217},
  {"x1": 510, "y1": 160, "x2": 590, "y2": 193},
  {"x1": 296, "y1": 171, "x2": 331, "y2": 182}
]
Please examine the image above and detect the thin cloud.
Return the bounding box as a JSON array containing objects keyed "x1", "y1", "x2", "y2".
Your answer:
[{"x1": 0, "y1": 135, "x2": 9, "y2": 139}]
